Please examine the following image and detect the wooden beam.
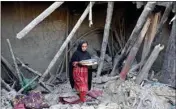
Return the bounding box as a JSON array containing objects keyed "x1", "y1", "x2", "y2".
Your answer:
[
  {"x1": 65, "y1": 7, "x2": 69, "y2": 80},
  {"x1": 16, "y1": 57, "x2": 51, "y2": 92},
  {"x1": 119, "y1": 18, "x2": 151, "y2": 80},
  {"x1": 7, "y1": 39, "x2": 23, "y2": 85},
  {"x1": 16, "y1": 2, "x2": 64, "y2": 39},
  {"x1": 140, "y1": 13, "x2": 160, "y2": 68},
  {"x1": 110, "y1": 2, "x2": 156, "y2": 76},
  {"x1": 96, "y1": 2, "x2": 114, "y2": 77},
  {"x1": 135, "y1": 44, "x2": 164, "y2": 84},
  {"x1": 16, "y1": 57, "x2": 42, "y2": 76},
  {"x1": 39, "y1": 2, "x2": 95, "y2": 82}
]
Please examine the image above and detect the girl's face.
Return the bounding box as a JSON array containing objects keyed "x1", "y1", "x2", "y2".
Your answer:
[{"x1": 81, "y1": 43, "x2": 88, "y2": 51}]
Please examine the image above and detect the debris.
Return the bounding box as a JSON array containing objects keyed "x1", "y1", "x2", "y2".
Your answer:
[
  {"x1": 39, "y1": 2, "x2": 95, "y2": 82},
  {"x1": 93, "y1": 75, "x2": 119, "y2": 84},
  {"x1": 1, "y1": 78, "x2": 15, "y2": 91},
  {"x1": 119, "y1": 18, "x2": 151, "y2": 80},
  {"x1": 18, "y1": 76, "x2": 39, "y2": 93},
  {"x1": 1, "y1": 56, "x2": 18, "y2": 79},
  {"x1": 13, "y1": 91, "x2": 49, "y2": 109},
  {"x1": 111, "y1": 2, "x2": 156, "y2": 76},
  {"x1": 7, "y1": 39, "x2": 23, "y2": 86},
  {"x1": 140, "y1": 12, "x2": 160, "y2": 68},
  {"x1": 135, "y1": 44, "x2": 164, "y2": 84},
  {"x1": 16, "y1": 57, "x2": 42, "y2": 76}
]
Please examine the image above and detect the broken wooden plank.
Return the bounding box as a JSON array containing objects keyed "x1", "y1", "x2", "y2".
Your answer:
[
  {"x1": 96, "y1": 2, "x2": 114, "y2": 77},
  {"x1": 140, "y1": 13, "x2": 160, "y2": 68},
  {"x1": 16, "y1": 57, "x2": 42, "y2": 76},
  {"x1": 16, "y1": 2, "x2": 64, "y2": 39},
  {"x1": 1, "y1": 56, "x2": 18, "y2": 79},
  {"x1": 124, "y1": 1, "x2": 156, "y2": 54},
  {"x1": 135, "y1": 44, "x2": 164, "y2": 84},
  {"x1": 39, "y1": 2, "x2": 95, "y2": 82},
  {"x1": 7, "y1": 39, "x2": 23, "y2": 85},
  {"x1": 110, "y1": 2, "x2": 156, "y2": 76},
  {"x1": 1, "y1": 78, "x2": 15, "y2": 91},
  {"x1": 120, "y1": 18, "x2": 151, "y2": 80},
  {"x1": 16, "y1": 57, "x2": 51, "y2": 92}
]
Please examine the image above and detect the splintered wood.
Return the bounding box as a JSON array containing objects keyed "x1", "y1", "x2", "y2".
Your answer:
[
  {"x1": 140, "y1": 12, "x2": 160, "y2": 68},
  {"x1": 110, "y1": 2, "x2": 156, "y2": 76},
  {"x1": 120, "y1": 18, "x2": 151, "y2": 80}
]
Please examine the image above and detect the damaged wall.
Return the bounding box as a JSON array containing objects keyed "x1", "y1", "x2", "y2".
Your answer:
[
  {"x1": 1, "y1": 2, "x2": 67, "y2": 74},
  {"x1": 1, "y1": 2, "x2": 170, "y2": 77}
]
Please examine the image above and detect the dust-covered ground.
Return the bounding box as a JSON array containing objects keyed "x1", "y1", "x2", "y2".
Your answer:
[{"x1": 1, "y1": 75, "x2": 176, "y2": 109}]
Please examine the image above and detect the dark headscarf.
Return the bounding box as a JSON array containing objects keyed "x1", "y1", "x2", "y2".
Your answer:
[{"x1": 69, "y1": 40, "x2": 92, "y2": 90}]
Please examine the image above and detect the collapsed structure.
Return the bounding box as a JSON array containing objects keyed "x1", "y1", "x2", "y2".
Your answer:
[{"x1": 1, "y1": 1, "x2": 176, "y2": 109}]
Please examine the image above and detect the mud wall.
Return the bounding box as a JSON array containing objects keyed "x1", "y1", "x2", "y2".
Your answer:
[{"x1": 1, "y1": 2, "x2": 170, "y2": 77}]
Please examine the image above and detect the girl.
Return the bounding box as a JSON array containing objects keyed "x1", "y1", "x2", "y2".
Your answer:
[{"x1": 69, "y1": 40, "x2": 92, "y2": 102}]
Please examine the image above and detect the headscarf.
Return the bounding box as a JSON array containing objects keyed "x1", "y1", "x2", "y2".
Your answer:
[{"x1": 69, "y1": 40, "x2": 92, "y2": 90}]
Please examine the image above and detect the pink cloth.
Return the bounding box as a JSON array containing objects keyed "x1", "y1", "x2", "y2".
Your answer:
[
  {"x1": 14, "y1": 103, "x2": 25, "y2": 109},
  {"x1": 59, "y1": 89, "x2": 103, "y2": 104}
]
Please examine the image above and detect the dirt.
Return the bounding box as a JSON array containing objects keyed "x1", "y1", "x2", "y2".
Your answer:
[{"x1": 1, "y1": 76, "x2": 175, "y2": 109}]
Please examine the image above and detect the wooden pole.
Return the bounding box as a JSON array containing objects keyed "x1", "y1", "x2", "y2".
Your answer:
[
  {"x1": 1, "y1": 56, "x2": 18, "y2": 79},
  {"x1": 39, "y1": 2, "x2": 95, "y2": 82},
  {"x1": 16, "y1": 57, "x2": 51, "y2": 92},
  {"x1": 16, "y1": 57, "x2": 42, "y2": 76},
  {"x1": 16, "y1": 2, "x2": 64, "y2": 39},
  {"x1": 1, "y1": 78, "x2": 15, "y2": 91},
  {"x1": 119, "y1": 18, "x2": 151, "y2": 80},
  {"x1": 96, "y1": 2, "x2": 114, "y2": 77},
  {"x1": 7, "y1": 39, "x2": 23, "y2": 85},
  {"x1": 135, "y1": 44, "x2": 164, "y2": 84},
  {"x1": 65, "y1": 7, "x2": 69, "y2": 80},
  {"x1": 140, "y1": 13, "x2": 160, "y2": 68},
  {"x1": 110, "y1": 2, "x2": 156, "y2": 76}
]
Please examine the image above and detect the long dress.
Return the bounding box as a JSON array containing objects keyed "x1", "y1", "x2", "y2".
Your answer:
[{"x1": 69, "y1": 41, "x2": 92, "y2": 102}]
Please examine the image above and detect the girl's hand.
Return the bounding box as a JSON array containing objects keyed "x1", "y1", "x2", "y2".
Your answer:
[{"x1": 73, "y1": 61, "x2": 78, "y2": 66}]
